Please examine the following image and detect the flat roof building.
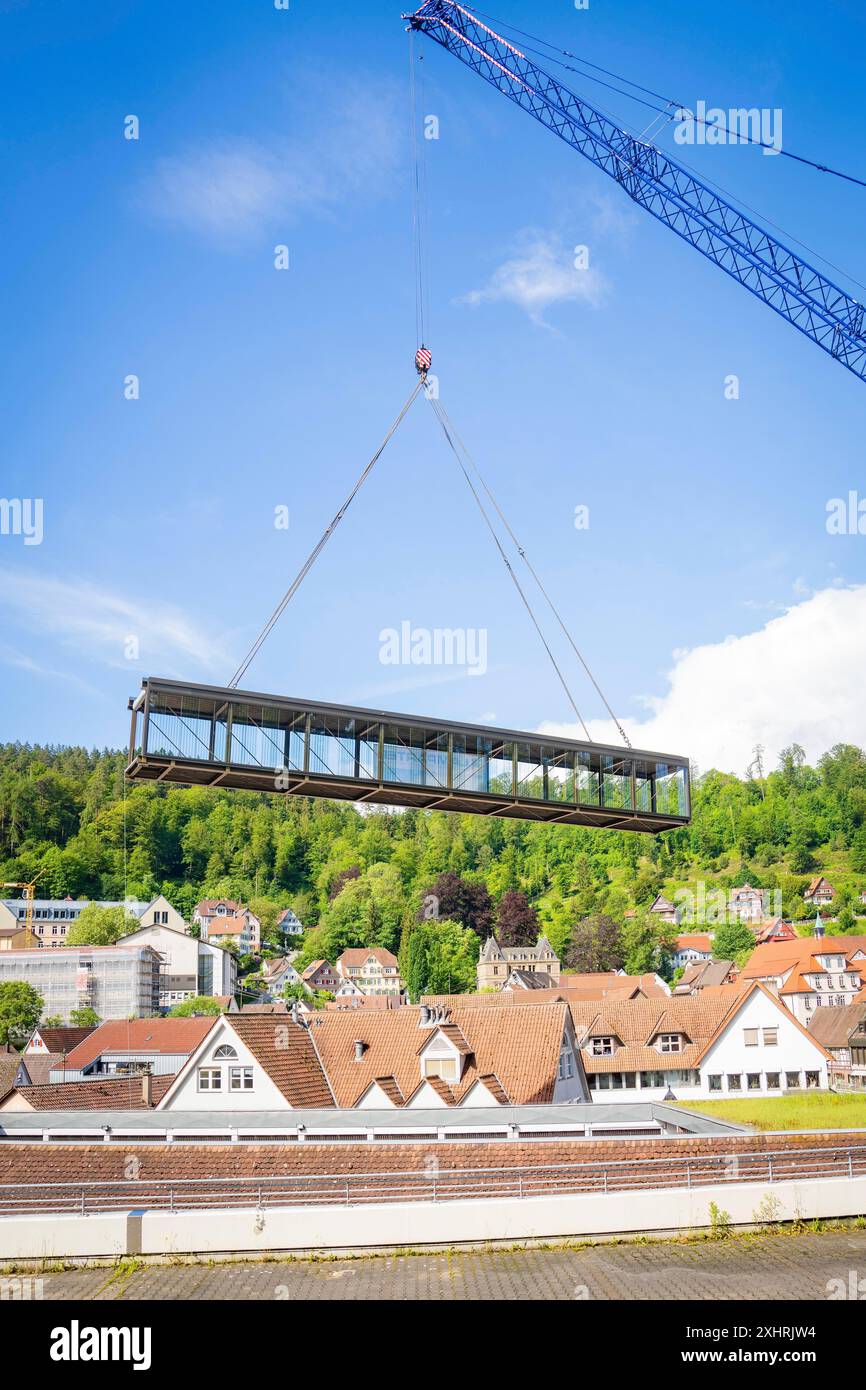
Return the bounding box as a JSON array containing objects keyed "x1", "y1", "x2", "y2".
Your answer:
[{"x1": 0, "y1": 945, "x2": 161, "y2": 1023}]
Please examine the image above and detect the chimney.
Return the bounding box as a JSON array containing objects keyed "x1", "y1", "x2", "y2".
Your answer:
[
  {"x1": 353, "y1": 1040, "x2": 366, "y2": 1062},
  {"x1": 814, "y1": 911, "x2": 825, "y2": 940},
  {"x1": 141, "y1": 1071, "x2": 153, "y2": 1108},
  {"x1": 419, "y1": 1006, "x2": 430, "y2": 1026}
]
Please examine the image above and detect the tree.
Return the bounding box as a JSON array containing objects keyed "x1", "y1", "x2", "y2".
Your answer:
[
  {"x1": 403, "y1": 919, "x2": 479, "y2": 998},
  {"x1": 620, "y1": 912, "x2": 658, "y2": 976},
  {"x1": 69, "y1": 1006, "x2": 100, "y2": 1028},
  {"x1": 418, "y1": 872, "x2": 493, "y2": 939},
  {"x1": 563, "y1": 915, "x2": 623, "y2": 973},
  {"x1": 66, "y1": 904, "x2": 139, "y2": 947},
  {"x1": 712, "y1": 921, "x2": 756, "y2": 962},
  {"x1": 168, "y1": 996, "x2": 226, "y2": 1017},
  {"x1": 0, "y1": 981, "x2": 43, "y2": 1044},
  {"x1": 495, "y1": 890, "x2": 539, "y2": 947}
]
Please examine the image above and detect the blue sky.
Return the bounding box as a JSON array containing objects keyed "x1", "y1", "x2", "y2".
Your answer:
[{"x1": 1, "y1": 0, "x2": 865, "y2": 773}]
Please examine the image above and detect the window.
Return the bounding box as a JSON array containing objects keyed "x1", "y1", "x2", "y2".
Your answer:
[
  {"x1": 786, "y1": 1071, "x2": 801, "y2": 1089},
  {"x1": 743, "y1": 1029, "x2": 759, "y2": 1047},
  {"x1": 423, "y1": 1057, "x2": 458, "y2": 1081},
  {"x1": 805, "y1": 1071, "x2": 820, "y2": 1089},
  {"x1": 213, "y1": 1045, "x2": 238, "y2": 1060},
  {"x1": 708, "y1": 1074, "x2": 722, "y2": 1092},
  {"x1": 230, "y1": 1067, "x2": 254, "y2": 1091},
  {"x1": 198, "y1": 1067, "x2": 221, "y2": 1091},
  {"x1": 558, "y1": 1048, "x2": 574, "y2": 1081},
  {"x1": 658, "y1": 1034, "x2": 682, "y2": 1054},
  {"x1": 590, "y1": 1036, "x2": 615, "y2": 1057},
  {"x1": 762, "y1": 1028, "x2": 778, "y2": 1046},
  {"x1": 727, "y1": 1074, "x2": 742, "y2": 1091},
  {"x1": 747, "y1": 1073, "x2": 761, "y2": 1091},
  {"x1": 766, "y1": 1073, "x2": 781, "y2": 1089}
]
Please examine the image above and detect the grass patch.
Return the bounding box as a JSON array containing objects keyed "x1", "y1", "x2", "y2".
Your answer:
[{"x1": 674, "y1": 1091, "x2": 866, "y2": 1131}]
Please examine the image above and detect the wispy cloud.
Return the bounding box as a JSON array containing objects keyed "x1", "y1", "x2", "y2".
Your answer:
[
  {"x1": 0, "y1": 569, "x2": 231, "y2": 678},
  {"x1": 458, "y1": 231, "x2": 608, "y2": 326},
  {"x1": 140, "y1": 81, "x2": 403, "y2": 239},
  {"x1": 539, "y1": 584, "x2": 866, "y2": 775}
]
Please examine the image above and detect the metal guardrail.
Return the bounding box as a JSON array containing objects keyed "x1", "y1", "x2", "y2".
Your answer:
[{"x1": 1, "y1": 1144, "x2": 865, "y2": 1216}]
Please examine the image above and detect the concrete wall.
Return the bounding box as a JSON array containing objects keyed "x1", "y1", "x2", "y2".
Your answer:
[{"x1": 2, "y1": 1175, "x2": 865, "y2": 1261}]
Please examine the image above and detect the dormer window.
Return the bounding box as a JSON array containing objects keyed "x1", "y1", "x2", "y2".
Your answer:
[
  {"x1": 658, "y1": 1034, "x2": 682, "y2": 1053},
  {"x1": 423, "y1": 1056, "x2": 458, "y2": 1081},
  {"x1": 590, "y1": 1036, "x2": 615, "y2": 1057}
]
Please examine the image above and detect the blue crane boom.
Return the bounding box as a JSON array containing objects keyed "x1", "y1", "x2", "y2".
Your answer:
[{"x1": 405, "y1": 0, "x2": 866, "y2": 384}]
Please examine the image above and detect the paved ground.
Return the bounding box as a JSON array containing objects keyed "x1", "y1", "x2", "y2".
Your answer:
[{"x1": 20, "y1": 1230, "x2": 866, "y2": 1300}]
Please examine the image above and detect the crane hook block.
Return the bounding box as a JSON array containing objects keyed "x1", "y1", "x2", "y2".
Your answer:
[{"x1": 415, "y1": 346, "x2": 432, "y2": 376}]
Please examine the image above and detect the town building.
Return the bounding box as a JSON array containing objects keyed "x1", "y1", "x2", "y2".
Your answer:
[
  {"x1": 673, "y1": 959, "x2": 740, "y2": 995},
  {"x1": 114, "y1": 921, "x2": 237, "y2": 1011},
  {"x1": 740, "y1": 930, "x2": 866, "y2": 1024},
  {"x1": 335, "y1": 948, "x2": 405, "y2": 998},
  {"x1": 0, "y1": 944, "x2": 161, "y2": 1022},
  {"x1": 728, "y1": 884, "x2": 766, "y2": 922},
  {"x1": 671, "y1": 934, "x2": 713, "y2": 971},
  {"x1": 276, "y1": 908, "x2": 304, "y2": 939},
  {"x1": 804, "y1": 876, "x2": 835, "y2": 907},
  {"x1": 0, "y1": 924, "x2": 40, "y2": 951},
  {"x1": 476, "y1": 935, "x2": 560, "y2": 991},
  {"x1": 807, "y1": 1003, "x2": 866, "y2": 1091},
  {"x1": 301, "y1": 960, "x2": 340, "y2": 993},
  {"x1": 44, "y1": 1017, "x2": 219, "y2": 1083},
  {"x1": 571, "y1": 982, "x2": 832, "y2": 1102},
  {"x1": 648, "y1": 893, "x2": 680, "y2": 925},
  {"x1": 754, "y1": 918, "x2": 797, "y2": 946},
  {"x1": 21, "y1": 1024, "x2": 98, "y2": 1085},
  {"x1": 0, "y1": 894, "x2": 185, "y2": 947},
  {"x1": 195, "y1": 901, "x2": 261, "y2": 954}
]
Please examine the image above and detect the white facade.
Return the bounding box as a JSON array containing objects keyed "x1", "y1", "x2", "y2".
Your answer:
[
  {"x1": 585, "y1": 988, "x2": 830, "y2": 1103},
  {"x1": 158, "y1": 1017, "x2": 290, "y2": 1110},
  {"x1": 116, "y1": 923, "x2": 237, "y2": 1010}
]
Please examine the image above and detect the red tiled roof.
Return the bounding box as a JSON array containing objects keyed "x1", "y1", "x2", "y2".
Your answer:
[
  {"x1": 337, "y1": 948, "x2": 400, "y2": 970},
  {"x1": 9, "y1": 1074, "x2": 174, "y2": 1110},
  {"x1": 63, "y1": 1017, "x2": 218, "y2": 1070},
  {"x1": 225, "y1": 1015, "x2": 335, "y2": 1108}
]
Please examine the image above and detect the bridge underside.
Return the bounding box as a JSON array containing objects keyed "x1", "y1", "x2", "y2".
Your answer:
[{"x1": 126, "y1": 679, "x2": 690, "y2": 835}]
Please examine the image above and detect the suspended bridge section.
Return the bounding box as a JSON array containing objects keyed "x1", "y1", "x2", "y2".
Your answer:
[{"x1": 125, "y1": 678, "x2": 690, "y2": 833}]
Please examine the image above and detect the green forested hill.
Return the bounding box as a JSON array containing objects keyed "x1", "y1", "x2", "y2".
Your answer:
[{"x1": 2, "y1": 740, "x2": 866, "y2": 987}]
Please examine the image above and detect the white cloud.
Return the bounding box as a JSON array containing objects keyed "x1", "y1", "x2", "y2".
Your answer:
[
  {"x1": 459, "y1": 232, "x2": 607, "y2": 325},
  {"x1": 140, "y1": 83, "x2": 403, "y2": 238},
  {"x1": 0, "y1": 570, "x2": 231, "y2": 678},
  {"x1": 539, "y1": 584, "x2": 866, "y2": 774}
]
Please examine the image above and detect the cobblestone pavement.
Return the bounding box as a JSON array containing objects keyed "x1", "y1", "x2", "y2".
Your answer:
[{"x1": 27, "y1": 1230, "x2": 866, "y2": 1300}]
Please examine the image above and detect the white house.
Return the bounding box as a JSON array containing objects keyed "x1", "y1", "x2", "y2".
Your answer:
[
  {"x1": 671, "y1": 934, "x2": 713, "y2": 971},
  {"x1": 572, "y1": 982, "x2": 832, "y2": 1103},
  {"x1": 741, "y1": 931, "x2": 866, "y2": 1024},
  {"x1": 117, "y1": 921, "x2": 237, "y2": 1010}
]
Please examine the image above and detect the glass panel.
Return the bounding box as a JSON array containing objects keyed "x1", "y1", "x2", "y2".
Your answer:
[
  {"x1": 634, "y1": 759, "x2": 654, "y2": 814},
  {"x1": 228, "y1": 703, "x2": 289, "y2": 769},
  {"x1": 545, "y1": 748, "x2": 575, "y2": 803},
  {"x1": 423, "y1": 730, "x2": 448, "y2": 789},
  {"x1": 146, "y1": 694, "x2": 214, "y2": 761},
  {"x1": 452, "y1": 733, "x2": 492, "y2": 794},
  {"x1": 576, "y1": 750, "x2": 601, "y2": 806},
  {"x1": 515, "y1": 742, "x2": 544, "y2": 800},
  {"x1": 602, "y1": 755, "x2": 633, "y2": 810},
  {"x1": 309, "y1": 715, "x2": 376, "y2": 781},
  {"x1": 382, "y1": 724, "x2": 427, "y2": 786},
  {"x1": 488, "y1": 740, "x2": 514, "y2": 797},
  {"x1": 655, "y1": 762, "x2": 688, "y2": 817}
]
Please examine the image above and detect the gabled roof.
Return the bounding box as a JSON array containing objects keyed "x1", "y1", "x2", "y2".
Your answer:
[
  {"x1": 306, "y1": 1001, "x2": 574, "y2": 1107},
  {"x1": 9, "y1": 1074, "x2": 175, "y2": 1110},
  {"x1": 805, "y1": 876, "x2": 834, "y2": 896},
  {"x1": 224, "y1": 1015, "x2": 335, "y2": 1108},
  {"x1": 337, "y1": 947, "x2": 399, "y2": 970},
  {"x1": 0, "y1": 1055, "x2": 21, "y2": 1104},
  {"x1": 570, "y1": 983, "x2": 831, "y2": 1073},
  {"x1": 27, "y1": 1026, "x2": 97, "y2": 1055},
  {"x1": 62, "y1": 1017, "x2": 218, "y2": 1070},
  {"x1": 805, "y1": 1002, "x2": 866, "y2": 1050}
]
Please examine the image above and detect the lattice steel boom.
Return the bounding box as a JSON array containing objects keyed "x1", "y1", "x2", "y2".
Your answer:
[{"x1": 405, "y1": 0, "x2": 866, "y2": 383}]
